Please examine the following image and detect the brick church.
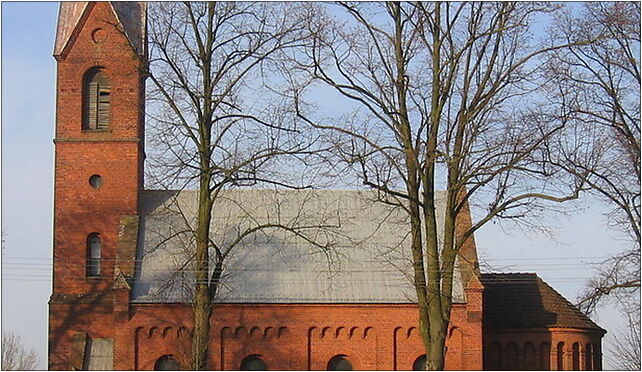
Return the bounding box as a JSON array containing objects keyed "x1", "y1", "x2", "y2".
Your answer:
[{"x1": 49, "y1": 2, "x2": 605, "y2": 370}]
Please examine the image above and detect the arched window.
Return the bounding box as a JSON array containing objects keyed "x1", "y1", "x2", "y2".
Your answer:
[
  {"x1": 572, "y1": 343, "x2": 580, "y2": 370},
  {"x1": 87, "y1": 233, "x2": 101, "y2": 276},
  {"x1": 507, "y1": 342, "x2": 519, "y2": 370},
  {"x1": 327, "y1": 355, "x2": 352, "y2": 371},
  {"x1": 240, "y1": 355, "x2": 267, "y2": 371},
  {"x1": 412, "y1": 355, "x2": 426, "y2": 371},
  {"x1": 592, "y1": 344, "x2": 600, "y2": 371},
  {"x1": 83, "y1": 68, "x2": 111, "y2": 130},
  {"x1": 154, "y1": 355, "x2": 180, "y2": 371},
  {"x1": 540, "y1": 342, "x2": 551, "y2": 370},
  {"x1": 584, "y1": 343, "x2": 593, "y2": 371},
  {"x1": 524, "y1": 342, "x2": 536, "y2": 370},
  {"x1": 557, "y1": 342, "x2": 565, "y2": 371}
]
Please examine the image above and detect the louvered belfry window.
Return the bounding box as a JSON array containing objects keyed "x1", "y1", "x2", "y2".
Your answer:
[{"x1": 83, "y1": 69, "x2": 111, "y2": 130}]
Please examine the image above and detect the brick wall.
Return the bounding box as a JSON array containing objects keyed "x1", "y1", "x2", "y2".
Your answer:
[
  {"x1": 50, "y1": 2, "x2": 143, "y2": 369},
  {"x1": 121, "y1": 302, "x2": 483, "y2": 371},
  {"x1": 483, "y1": 328, "x2": 603, "y2": 370}
]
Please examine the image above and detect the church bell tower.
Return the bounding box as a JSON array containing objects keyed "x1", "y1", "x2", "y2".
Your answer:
[{"x1": 49, "y1": 2, "x2": 146, "y2": 369}]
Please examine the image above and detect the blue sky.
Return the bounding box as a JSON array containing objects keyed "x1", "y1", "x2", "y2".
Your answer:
[{"x1": 0, "y1": 2, "x2": 632, "y2": 369}]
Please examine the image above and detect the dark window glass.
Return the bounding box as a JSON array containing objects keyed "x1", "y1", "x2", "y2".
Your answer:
[
  {"x1": 488, "y1": 342, "x2": 502, "y2": 370},
  {"x1": 572, "y1": 343, "x2": 580, "y2": 370},
  {"x1": 89, "y1": 174, "x2": 102, "y2": 188},
  {"x1": 524, "y1": 342, "x2": 536, "y2": 370},
  {"x1": 87, "y1": 233, "x2": 101, "y2": 276},
  {"x1": 154, "y1": 355, "x2": 180, "y2": 371},
  {"x1": 584, "y1": 343, "x2": 593, "y2": 371},
  {"x1": 507, "y1": 342, "x2": 519, "y2": 370},
  {"x1": 83, "y1": 69, "x2": 110, "y2": 130},
  {"x1": 540, "y1": 342, "x2": 551, "y2": 370},
  {"x1": 592, "y1": 344, "x2": 600, "y2": 370},
  {"x1": 413, "y1": 355, "x2": 427, "y2": 371},
  {"x1": 557, "y1": 342, "x2": 565, "y2": 371},
  {"x1": 240, "y1": 355, "x2": 267, "y2": 371},
  {"x1": 327, "y1": 355, "x2": 352, "y2": 371}
]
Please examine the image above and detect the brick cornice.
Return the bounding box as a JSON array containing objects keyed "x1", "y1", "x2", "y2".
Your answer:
[
  {"x1": 53, "y1": 137, "x2": 140, "y2": 144},
  {"x1": 49, "y1": 293, "x2": 113, "y2": 305}
]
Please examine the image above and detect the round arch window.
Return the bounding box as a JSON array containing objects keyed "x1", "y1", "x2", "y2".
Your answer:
[
  {"x1": 89, "y1": 174, "x2": 103, "y2": 188},
  {"x1": 154, "y1": 355, "x2": 180, "y2": 370},
  {"x1": 86, "y1": 233, "x2": 102, "y2": 277},
  {"x1": 413, "y1": 355, "x2": 427, "y2": 371},
  {"x1": 240, "y1": 355, "x2": 267, "y2": 371},
  {"x1": 327, "y1": 355, "x2": 352, "y2": 371}
]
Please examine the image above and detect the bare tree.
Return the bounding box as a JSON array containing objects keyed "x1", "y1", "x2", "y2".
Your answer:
[
  {"x1": 1, "y1": 332, "x2": 39, "y2": 371},
  {"x1": 144, "y1": 2, "x2": 325, "y2": 369},
  {"x1": 291, "y1": 2, "x2": 586, "y2": 369},
  {"x1": 608, "y1": 312, "x2": 641, "y2": 370},
  {"x1": 544, "y1": 4, "x2": 641, "y2": 368},
  {"x1": 550, "y1": 2, "x2": 640, "y2": 243}
]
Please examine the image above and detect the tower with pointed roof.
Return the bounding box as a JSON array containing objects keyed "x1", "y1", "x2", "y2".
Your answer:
[{"x1": 49, "y1": 2, "x2": 146, "y2": 369}]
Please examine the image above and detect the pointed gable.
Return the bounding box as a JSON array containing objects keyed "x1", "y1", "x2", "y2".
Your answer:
[
  {"x1": 53, "y1": 1, "x2": 145, "y2": 57},
  {"x1": 110, "y1": 2, "x2": 146, "y2": 55},
  {"x1": 53, "y1": 2, "x2": 89, "y2": 56}
]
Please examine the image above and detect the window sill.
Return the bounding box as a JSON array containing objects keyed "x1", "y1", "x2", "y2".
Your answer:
[{"x1": 81, "y1": 129, "x2": 112, "y2": 133}]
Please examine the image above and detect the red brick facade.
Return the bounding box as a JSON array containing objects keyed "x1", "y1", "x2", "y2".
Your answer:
[
  {"x1": 50, "y1": 1, "x2": 143, "y2": 369},
  {"x1": 121, "y1": 301, "x2": 482, "y2": 371},
  {"x1": 484, "y1": 328, "x2": 603, "y2": 371},
  {"x1": 49, "y1": 3, "x2": 603, "y2": 370}
]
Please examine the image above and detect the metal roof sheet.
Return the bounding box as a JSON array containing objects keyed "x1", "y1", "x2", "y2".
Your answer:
[
  {"x1": 53, "y1": 2, "x2": 88, "y2": 56},
  {"x1": 54, "y1": 2, "x2": 145, "y2": 56},
  {"x1": 131, "y1": 189, "x2": 466, "y2": 304}
]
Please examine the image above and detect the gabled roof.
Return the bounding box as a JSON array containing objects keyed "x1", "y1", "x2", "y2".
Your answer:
[
  {"x1": 53, "y1": 2, "x2": 88, "y2": 56},
  {"x1": 131, "y1": 189, "x2": 468, "y2": 305},
  {"x1": 481, "y1": 273, "x2": 605, "y2": 332},
  {"x1": 53, "y1": 2, "x2": 146, "y2": 57}
]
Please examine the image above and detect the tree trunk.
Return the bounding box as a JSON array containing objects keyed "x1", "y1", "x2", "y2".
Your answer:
[
  {"x1": 191, "y1": 288, "x2": 210, "y2": 370},
  {"x1": 191, "y1": 166, "x2": 213, "y2": 370}
]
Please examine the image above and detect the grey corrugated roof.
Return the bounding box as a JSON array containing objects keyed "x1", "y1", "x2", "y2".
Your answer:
[
  {"x1": 54, "y1": 2, "x2": 145, "y2": 56},
  {"x1": 131, "y1": 189, "x2": 466, "y2": 304}
]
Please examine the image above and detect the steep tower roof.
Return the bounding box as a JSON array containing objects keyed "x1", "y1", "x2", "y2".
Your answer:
[{"x1": 53, "y1": 2, "x2": 146, "y2": 57}]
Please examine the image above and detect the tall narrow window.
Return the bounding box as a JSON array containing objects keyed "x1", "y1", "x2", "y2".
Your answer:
[
  {"x1": 87, "y1": 233, "x2": 101, "y2": 276},
  {"x1": 83, "y1": 69, "x2": 110, "y2": 130},
  {"x1": 584, "y1": 343, "x2": 593, "y2": 371},
  {"x1": 540, "y1": 342, "x2": 551, "y2": 370},
  {"x1": 592, "y1": 344, "x2": 600, "y2": 370},
  {"x1": 572, "y1": 343, "x2": 580, "y2": 370},
  {"x1": 524, "y1": 342, "x2": 536, "y2": 370},
  {"x1": 507, "y1": 342, "x2": 519, "y2": 370},
  {"x1": 557, "y1": 342, "x2": 565, "y2": 371},
  {"x1": 488, "y1": 342, "x2": 502, "y2": 370}
]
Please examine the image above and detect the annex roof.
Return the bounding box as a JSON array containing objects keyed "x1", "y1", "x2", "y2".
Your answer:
[
  {"x1": 481, "y1": 273, "x2": 604, "y2": 331},
  {"x1": 54, "y1": 2, "x2": 146, "y2": 57},
  {"x1": 131, "y1": 189, "x2": 467, "y2": 304}
]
